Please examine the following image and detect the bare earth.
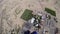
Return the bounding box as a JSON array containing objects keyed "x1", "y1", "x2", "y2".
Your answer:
[{"x1": 0, "y1": 0, "x2": 60, "y2": 34}]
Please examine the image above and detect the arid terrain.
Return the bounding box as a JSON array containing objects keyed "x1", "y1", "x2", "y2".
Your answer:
[{"x1": 0, "y1": 0, "x2": 60, "y2": 34}]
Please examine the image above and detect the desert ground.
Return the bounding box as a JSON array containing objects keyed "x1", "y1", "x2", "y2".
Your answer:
[{"x1": 0, "y1": 0, "x2": 60, "y2": 34}]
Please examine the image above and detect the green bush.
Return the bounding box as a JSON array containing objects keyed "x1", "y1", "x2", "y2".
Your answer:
[
  {"x1": 45, "y1": 8, "x2": 56, "y2": 16},
  {"x1": 21, "y1": 9, "x2": 33, "y2": 21}
]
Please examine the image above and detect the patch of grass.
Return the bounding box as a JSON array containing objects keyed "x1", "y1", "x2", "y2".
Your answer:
[
  {"x1": 21, "y1": 9, "x2": 33, "y2": 21},
  {"x1": 45, "y1": 8, "x2": 56, "y2": 16}
]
